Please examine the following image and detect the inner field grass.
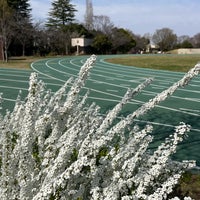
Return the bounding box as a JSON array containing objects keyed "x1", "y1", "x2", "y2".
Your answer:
[
  {"x1": 106, "y1": 54, "x2": 200, "y2": 72},
  {"x1": 0, "y1": 57, "x2": 41, "y2": 70},
  {"x1": 1, "y1": 54, "x2": 200, "y2": 72}
]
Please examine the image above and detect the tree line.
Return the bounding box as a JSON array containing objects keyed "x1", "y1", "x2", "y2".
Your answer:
[{"x1": 1, "y1": 0, "x2": 200, "y2": 62}]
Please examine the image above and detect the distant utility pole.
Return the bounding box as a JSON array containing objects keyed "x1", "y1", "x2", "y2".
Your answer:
[{"x1": 84, "y1": 0, "x2": 94, "y2": 30}]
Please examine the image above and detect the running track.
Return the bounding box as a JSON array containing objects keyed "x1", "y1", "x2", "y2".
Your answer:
[{"x1": 0, "y1": 55, "x2": 200, "y2": 165}]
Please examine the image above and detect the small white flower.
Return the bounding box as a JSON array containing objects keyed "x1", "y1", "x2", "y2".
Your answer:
[{"x1": 0, "y1": 56, "x2": 199, "y2": 199}]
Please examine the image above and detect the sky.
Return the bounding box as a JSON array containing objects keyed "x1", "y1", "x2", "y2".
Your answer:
[{"x1": 30, "y1": 0, "x2": 200, "y2": 37}]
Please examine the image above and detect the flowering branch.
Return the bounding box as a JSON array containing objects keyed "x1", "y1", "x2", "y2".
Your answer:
[{"x1": 0, "y1": 56, "x2": 199, "y2": 200}]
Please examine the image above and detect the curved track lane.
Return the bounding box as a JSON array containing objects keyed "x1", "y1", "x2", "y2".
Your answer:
[
  {"x1": 1, "y1": 55, "x2": 200, "y2": 165},
  {"x1": 31, "y1": 55, "x2": 200, "y2": 164}
]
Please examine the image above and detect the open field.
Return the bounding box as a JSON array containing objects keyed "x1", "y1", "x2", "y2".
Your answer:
[
  {"x1": 0, "y1": 57, "x2": 42, "y2": 70},
  {"x1": 106, "y1": 54, "x2": 200, "y2": 72},
  {"x1": 1, "y1": 54, "x2": 200, "y2": 72}
]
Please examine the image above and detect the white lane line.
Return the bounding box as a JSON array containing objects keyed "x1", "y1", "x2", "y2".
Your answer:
[
  {"x1": 69, "y1": 58, "x2": 82, "y2": 68},
  {"x1": 0, "y1": 66, "x2": 61, "y2": 82},
  {"x1": 61, "y1": 59, "x2": 200, "y2": 99},
  {"x1": 151, "y1": 86, "x2": 167, "y2": 90},
  {"x1": 133, "y1": 119, "x2": 200, "y2": 133},
  {"x1": 31, "y1": 57, "x2": 200, "y2": 117},
  {"x1": 100, "y1": 112, "x2": 200, "y2": 133},
  {"x1": 120, "y1": 84, "x2": 131, "y2": 87},
  {"x1": 1, "y1": 97, "x2": 21, "y2": 102},
  {"x1": 99, "y1": 57, "x2": 200, "y2": 83},
  {"x1": 57, "y1": 57, "x2": 200, "y2": 97},
  {"x1": 1, "y1": 56, "x2": 199, "y2": 137},
  {"x1": 32, "y1": 56, "x2": 200, "y2": 90},
  {"x1": 67, "y1": 57, "x2": 200, "y2": 101},
  {"x1": 0, "y1": 77, "x2": 65, "y2": 88},
  {"x1": 106, "y1": 89, "x2": 119, "y2": 93},
  {"x1": 93, "y1": 65, "x2": 199, "y2": 94},
  {"x1": 0, "y1": 73, "x2": 31, "y2": 78},
  {"x1": 86, "y1": 86, "x2": 200, "y2": 116},
  {"x1": 69, "y1": 58, "x2": 200, "y2": 107},
  {"x1": 32, "y1": 59, "x2": 135, "y2": 102},
  {"x1": 0, "y1": 78, "x2": 29, "y2": 83},
  {"x1": 131, "y1": 98, "x2": 200, "y2": 117},
  {"x1": 0, "y1": 85, "x2": 27, "y2": 90},
  {"x1": 61, "y1": 57, "x2": 149, "y2": 83},
  {"x1": 86, "y1": 96, "x2": 135, "y2": 103},
  {"x1": 41, "y1": 58, "x2": 141, "y2": 90},
  {"x1": 31, "y1": 62, "x2": 65, "y2": 83},
  {"x1": 184, "y1": 97, "x2": 200, "y2": 102},
  {"x1": 183, "y1": 98, "x2": 200, "y2": 102},
  {"x1": 180, "y1": 108, "x2": 200, "y2": 113},
  {"x1": 142, "y1": 90, "x2": 200, "y2": 103},
  {"x1": 92, "y1": 81, "x2": 103, "y2": 84},
  {"x1": 0, "y1": 68, "x2": 31, "y2": 73},
  {"x1": 129, "y1": 79, "x2": 141, "y2": 83}
]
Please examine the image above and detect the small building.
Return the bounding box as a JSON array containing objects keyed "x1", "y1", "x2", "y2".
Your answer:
[
  {"x1": 71, "y1": 36, "x2": 93, "y2": 55},
  {"x1": 146, "y1": 43, "x2": 160, "y2": 54},
  {"x1": 0, "y1": 36, "x2": 4, "y2": 60}
]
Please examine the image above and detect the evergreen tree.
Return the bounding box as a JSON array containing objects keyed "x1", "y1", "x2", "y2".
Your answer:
[
  {"x1": 46, "y1": 0, "x2": 77, "y2": 55},
  {"x1": 47, "y1": 0, "x2": 77, "y2": 28},
  {"x1": 7, "y1": 0, "x2": 31, "y2": 19},
  {"x1": 6, "y1": 0, "x2": 32, "y2": 56}
]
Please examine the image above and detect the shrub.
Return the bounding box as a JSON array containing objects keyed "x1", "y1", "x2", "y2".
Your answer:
[{"x1": 0, "y1": 55, "x2": 199, "y2": 199}]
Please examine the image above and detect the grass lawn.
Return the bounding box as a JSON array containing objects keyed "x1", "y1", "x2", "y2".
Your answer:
[
  {"x1": 106, "y1": 54, "x2": 200, "y2": 72},
  {"x1": 1, "y1": 54, "x2": 200, "y2": 72},
  {"x1": 0, "y1": 56, "x2": 41, "y2": 70}
]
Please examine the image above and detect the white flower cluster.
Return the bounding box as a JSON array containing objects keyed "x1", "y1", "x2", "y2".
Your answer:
[{"x1": 0, "y1": 55, "x2": 199, "y2": 200}]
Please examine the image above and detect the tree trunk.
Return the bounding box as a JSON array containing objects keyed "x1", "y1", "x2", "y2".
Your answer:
[
  {"x1": 65, "y1": 43, "x2": 68, "y2": 55},
  {"x1": 22, "y1": 43, "x2": 25, "y2": 56},
  {"x1": 4, "y1": 48, "x2": 8, "y2": 62},
  {"x1": 4, "y1": 39, "x2": 8, "y2": 62},
  {"x1": 0, "y1": 40, "x2": 4, "y2": 61}
]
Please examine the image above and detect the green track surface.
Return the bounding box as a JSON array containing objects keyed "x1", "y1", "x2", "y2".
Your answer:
[{"x1": 0, "y1": 55, "x2": 200, "y2": 166}]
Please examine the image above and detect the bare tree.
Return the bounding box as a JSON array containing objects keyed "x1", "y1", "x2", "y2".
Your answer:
[
  {"x1": 191, "y1": 33, "x2": 200, "y2": 48},
  {"x1": 15, "y1": 18, "x2": 33, "y2": 56},
  {"x1": 0, "y1": 36, "x2": 3, "y2": 60},
  {"x1": 0, "y1": 0, "x2": 15, "y2": 62},
  {"x1": 177, "y1": 35, "x2": 190, "y2": 44},
  {"x1": 93, "y1": 15, "x2": 114, "y2": 35},
  {"x1": 32, "y1": 21, "x2": 51, "y2": 56},
  {"x1": 152, "y1": 28, "x2": 177, "y2": 51},
  {"x1": 84, "y1": 0, "x2": 94, "y2": 30}
]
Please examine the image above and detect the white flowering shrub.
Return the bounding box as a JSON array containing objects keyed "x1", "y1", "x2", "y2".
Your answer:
[{"x1": 0, "y1": 55, "x2": 199, "y2": 200}]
